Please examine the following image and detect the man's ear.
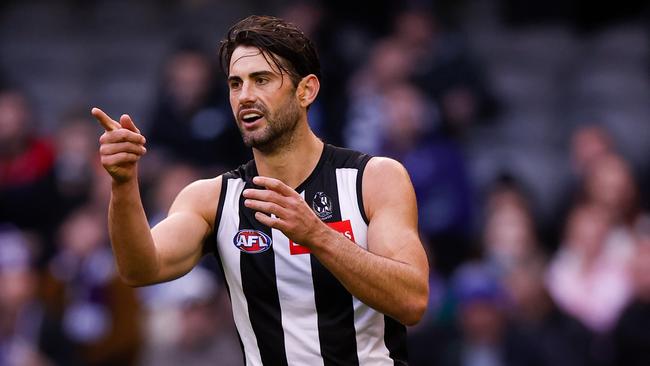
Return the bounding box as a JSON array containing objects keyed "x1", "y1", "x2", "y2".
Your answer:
[{"x1": 296, "y1": 74, "x2": 320, "y2": 108}]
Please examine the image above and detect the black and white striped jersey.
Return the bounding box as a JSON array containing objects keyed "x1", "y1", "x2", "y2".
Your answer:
[{"x1": 210, "y1": 143, "x2": 408, "y2": 365}]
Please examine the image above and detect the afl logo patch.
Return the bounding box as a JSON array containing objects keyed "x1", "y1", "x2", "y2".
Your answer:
[
  {"x1": 312, "y1": 192, "x2": 333, "y2": 220},
  {"x1": 233, "y1": 230, "x2": 272, "y2": 253}
]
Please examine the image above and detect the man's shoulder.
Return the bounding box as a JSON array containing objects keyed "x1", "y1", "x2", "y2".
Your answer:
[
  {"x1": 178, "y1": 176, "x2": 223, "y2": 203},
  {"x1": 167, "y1": 176, "x2": 222, "y2": 230},
  {"x1": 362, "y1": 157, "x2": 416, "y2": 222},
  {"x1": 364, "y1": 156, "x2": 407, "y2": 175},
  {"x1": 320, "y1": 145, "x2": 409, "y2": 183},
  {"x1": 324, "y1": 143, "x2": 373, "y2": 170}
]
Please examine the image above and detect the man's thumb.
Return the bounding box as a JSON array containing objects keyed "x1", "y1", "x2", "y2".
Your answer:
[{"x1": 120, "y1": 114, "x2": 140, "y2": 134}]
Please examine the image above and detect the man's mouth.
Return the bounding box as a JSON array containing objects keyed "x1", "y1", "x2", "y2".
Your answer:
[
  {"x1": 238, "y1": 107, "x2": 265, "y2": 127},
  {"x1": 242, "y1": 112, "x2": 263, "y2": 123}
]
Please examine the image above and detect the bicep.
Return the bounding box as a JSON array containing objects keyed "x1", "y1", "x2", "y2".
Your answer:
[
  {"x1": 363, "y1": 158, "x2": 428, "y2": 269},
  {"x1": 150, "y1": 177, "x2": 221, "y2": 282},
  {"x1": 150, "y1": 212, "x2": 209, "y2": 281}
]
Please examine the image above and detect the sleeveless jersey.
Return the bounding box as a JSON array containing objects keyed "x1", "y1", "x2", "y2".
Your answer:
[{"x1": 211, "y1": 144, "x2": 408, "y2": 365}]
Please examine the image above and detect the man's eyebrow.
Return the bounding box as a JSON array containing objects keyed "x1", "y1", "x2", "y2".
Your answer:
[
  {"x1": 227, "y1": 75, "x2": 242, "y2": 83},
  {"x1": 228, "y1": 70, "x2": 277, "y2": 82},
  {"x1": 249, "y1": 70, "x2": 276, "y2": 79}
]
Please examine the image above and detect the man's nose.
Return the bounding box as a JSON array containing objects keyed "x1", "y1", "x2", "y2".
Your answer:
[{"x1": 238, "y1": 81, "x2": 256, "y2": 104}]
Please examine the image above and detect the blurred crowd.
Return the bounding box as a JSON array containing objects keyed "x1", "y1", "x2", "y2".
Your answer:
[{"x1": 1, "y1": 0, "x2": 649, "y2": 365}]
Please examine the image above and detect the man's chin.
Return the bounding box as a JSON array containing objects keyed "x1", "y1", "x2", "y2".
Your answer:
[
  {"x1": 241, "y1": 133, "x2": 271, "y2": 150},
  {"x1": 246, "y1": 134, "x2": 289, "y2": 154}
]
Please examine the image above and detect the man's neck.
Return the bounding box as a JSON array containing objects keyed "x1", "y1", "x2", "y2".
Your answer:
[{"x1": 252, "y1": 123, "x2": 324, "y2": 189}]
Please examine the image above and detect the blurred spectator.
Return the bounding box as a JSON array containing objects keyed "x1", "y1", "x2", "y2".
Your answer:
[
  {"x1": 52, "y1": 108, "x2": 102, "y2": 226},
  {"x1": 138, "y1": 266, "x2": 243, "y2": 366},
  {"x1": 611, "y1": 220, "x2": 650, "y2": 365},
  {"x1": 143, "y1": 162, "x2": 200, "y2": 225},
  {"x1": 0, "y1": 88, "x2": 57, "y2": 240},
  {"x1": 41, "y1": 205, "x2": 142, "y2": 366},
  {"x1": 443, "y1": 262, "x2": 508, "y2": 366},
  {"x1": 344, "y1": 37, "x2": 415, "y2": 154},
  {"x1": 503, "y1": 258, "x2": 592, "y2": 366},
  {"x1": 581, "y1": 152, "x2": 643, "y2": 229},
  {"x1": 550, "y1": 125, "x2": 617, "y2": 249},
  {"x1": 581, "y1": 151, "x2": 648, "y2": 287},
  {"x1": 345, "y1": 7, "x2": 500, "y2": 150},
  {"x1": 570, "y1": 125, "x2": 614, "y2": 177},
  {"x1": 0, "y1": 224, "x2": 73, "y2": 365},
  {"x1": 440, "y1": 262, "x2": 542, "y2": 366},
  {"x1": 546, "y1": 204, "x2": 632, "y2": 333},
  {"x1": 391, "y1": 8, "x2": 499, "y2": 137},
  {"x1": 378, "y1": 83, "x2": 438, "y2": 157},
  {"x1": 146, "y1": 41, "x2": 250, "y2": 174},
  {"x1": 482, "y1": 173, "x2": 543, "y2": 275}
]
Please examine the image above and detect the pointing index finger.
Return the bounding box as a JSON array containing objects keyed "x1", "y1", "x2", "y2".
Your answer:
[{"x1": 91, "y1": 107, "x2": 120, "y2": 132}]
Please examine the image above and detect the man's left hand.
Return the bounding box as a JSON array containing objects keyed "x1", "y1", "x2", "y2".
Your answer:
[{"x1": 243, "y1": 176, "x2": 326, "y2": 246}]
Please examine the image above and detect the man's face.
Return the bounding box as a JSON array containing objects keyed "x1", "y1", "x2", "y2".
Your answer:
[{"x1": 227, "y1": 46, "x2": 302, "y2": 152}]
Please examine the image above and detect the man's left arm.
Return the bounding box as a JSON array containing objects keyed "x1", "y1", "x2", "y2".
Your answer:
[{"x1": 243, "y1": 157, "x2": 429, "y2": 325}]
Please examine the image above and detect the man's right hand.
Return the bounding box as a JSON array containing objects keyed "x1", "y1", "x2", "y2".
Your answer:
[{"x1": 91, "y1": 107, "x2": 147, "y2": 184}]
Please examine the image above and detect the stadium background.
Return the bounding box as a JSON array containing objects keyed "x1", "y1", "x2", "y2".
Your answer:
[{"x1": 0, "y1": 0, "x2": 649, "y2": 365}]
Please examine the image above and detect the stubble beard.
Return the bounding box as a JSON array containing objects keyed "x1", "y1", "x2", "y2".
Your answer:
[{"x1": 239, "y1": 96, "x2": 302, "y2": 154}]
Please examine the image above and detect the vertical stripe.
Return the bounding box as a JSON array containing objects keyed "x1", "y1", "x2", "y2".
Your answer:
[
  {"x1": 213, "y1": 257, "x2": 247, "y2": 366},
  {"x1": 336, "y1": 169, "x2": 368, "y2": 250},
  {"x1": 212, "y1": 175, "x2": 246, "y2": 365},
  {"x1": 240, "y1": 179, "x2": 288, "y2": 366},
  {"x1": 217, "y1": 178, "x2": 263, "y2": 366},
  {"x1": 272, "y1": 191, "x2": 324, "y2": 365},
  {"x1": 336, "y1": 168, "x2": 394, "y2": 366},
  {"x1": 309, "y1": 169, "x2": 360, "y2": 365}
]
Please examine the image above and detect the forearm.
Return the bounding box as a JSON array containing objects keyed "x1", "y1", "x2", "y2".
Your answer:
[
  {"x1": 309, "y1": 227, "x2": 428, "y2": 325},
  {"x1": 108, "y1": 179, "x2": 159, "y2": 286}
]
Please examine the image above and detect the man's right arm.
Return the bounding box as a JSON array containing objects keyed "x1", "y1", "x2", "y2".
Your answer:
[
  {"x1": 93, "y1": 108, "x2": 219, "y2": 287},
  {"x1": 109, "y1": 177, "x2": 220, "y2": 286}
]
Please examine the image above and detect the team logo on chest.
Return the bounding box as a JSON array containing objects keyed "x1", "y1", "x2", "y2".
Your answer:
[
  {"x1": 233, "y1": 230, "x2": 272, "y2": 253},
  {"x1": 312, "y1": 192, "x2": 333, "y2": 220}
]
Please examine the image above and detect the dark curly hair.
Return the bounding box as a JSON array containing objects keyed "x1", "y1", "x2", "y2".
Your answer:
[{"x1": 218, "y1": 15, "x2": 321, "y2": 87}]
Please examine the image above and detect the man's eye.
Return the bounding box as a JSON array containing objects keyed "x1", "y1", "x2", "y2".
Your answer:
[
  {"x1": 229, "y1": 81, "x2": 241, "y2": 89},
  {"x1": 256, "y1": 78, "x2": 268, "y2": 85}
]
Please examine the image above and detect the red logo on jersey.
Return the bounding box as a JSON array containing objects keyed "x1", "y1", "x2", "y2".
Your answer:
[
  {"x1": 289, "y1": 220, "x2": 355, "y2": 255},
  {"x1": 233, "y1": 230, "x2": 272, "y2": 253},
  {"x1": 289, "y1": 240, "x2": 311, "y2": 255}
]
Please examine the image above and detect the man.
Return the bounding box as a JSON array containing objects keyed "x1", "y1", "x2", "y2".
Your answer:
[{"x1": 92, "y1": 15, "x2": 428, "y2": 365}]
